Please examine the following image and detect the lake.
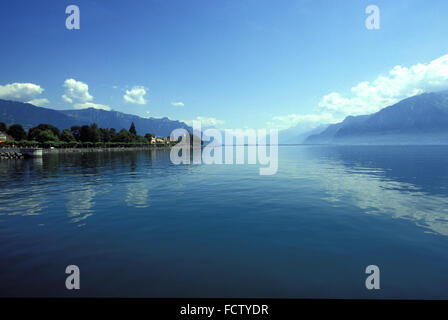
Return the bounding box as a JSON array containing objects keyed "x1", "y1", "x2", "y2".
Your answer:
[{"x1": 1, "y1": 145, "x2": 448, "y2": 298}]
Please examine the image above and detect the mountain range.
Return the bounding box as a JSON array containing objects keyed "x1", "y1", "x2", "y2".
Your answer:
[
  {"x1": 0, "y1": 99, "x2": 191, "y2": 137},
  {"x1": 2, "y1": 90, "x2": 448, "y2": 144},
  {"x1": 304, "y1": 90, "x2": 448, "y2": 145}
]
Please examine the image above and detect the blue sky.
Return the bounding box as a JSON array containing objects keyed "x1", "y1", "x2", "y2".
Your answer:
[{"x1": 1, "y1": 0, "x2": 448, "y2": 130}]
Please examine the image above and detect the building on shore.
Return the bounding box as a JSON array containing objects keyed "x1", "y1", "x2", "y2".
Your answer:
[
  {"x1": 0, "y1": 131, "x2": 13, "y2": 144},
  {"x1": 150, "y1": 136, "x2": 171, "y2": 145}
]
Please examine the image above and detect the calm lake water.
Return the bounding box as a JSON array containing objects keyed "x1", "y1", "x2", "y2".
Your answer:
[{"x1": 1, "y1": 145, "x2": 448, "y2": 298}]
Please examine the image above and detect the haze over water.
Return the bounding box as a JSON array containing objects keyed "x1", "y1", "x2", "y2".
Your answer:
[{"x1": 1, "y1": 146, "x2": 448, "y2": 298}]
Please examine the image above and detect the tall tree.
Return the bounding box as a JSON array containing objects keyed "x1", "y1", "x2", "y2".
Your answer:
[
  {"x1": 0, "y1": 122, "x2": 7, "y2": 132},
  {"x1": 61, "y1": 129, "x2": 76, "y2": 142},
  {"x1": 7, "y1": 124, "x2": 27, "y2": 141},
  {"x1": 112, "y1": 128, "x2": 132, "y2": 142},
  {"x1": 100, "y1": 128, "x2": 111, "y2": 142},
  {"x1": 70, "y1": 126, "x2": 82, "y2": 141},
  {"x1": 35, "y1": 129, "x2": 58, "y2": 143},
  {"x1": 89, "y1": 123, "x2": 101, "y2": 142},
  {"x1": 79, "y1": 125, "x2": 91, "y2": 142},
  {"x1": 28, "y1": 124, "x2": 61, "y2": 141},
  {"x1": 129, "y1": 122, "x2": 137, "y2": 136}
]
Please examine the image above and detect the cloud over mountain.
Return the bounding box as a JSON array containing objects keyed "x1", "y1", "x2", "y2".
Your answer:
[
  {"x1": 74, "y1": 102, "x2": 111, "y2": 111},
  {"x1": 27, "y1": 98, "x2": 49, "y2": 106},
  {"x1": 318, "y1": 54, "x2": 448, "y2": 116},
  {"x1": 0, "y1": 82, "x2": 49, "y2": 106},
  {"x1": 124, "y1": 86, "x2": 147, "y2": 105},
  {"x1": 268, "y1": 112, "x2": 338, "y2": 130},
  {"x1": 183, "y1": 116, "x2": 225, "y2": 128},
  {"x1": 62, "y1": 78, "x2": 110, "y2": 111},
  {"x1": 62, "y1": 78, "x2": 93, "y2": 104},
  {"x1": 270, "y1": 54, "x2": 448, "y2": 131}
]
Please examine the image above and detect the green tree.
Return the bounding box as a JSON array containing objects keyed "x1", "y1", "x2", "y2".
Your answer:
[
  {"x1": 89, "y1": 123, "x2": 101, "y2": 142},
  {"x1": 79, "y1": 125, "x2": 91, "y2": 142},
  {"x1": 71, "y1": 126, "x2": 82, "y2": 141},
  {"x1": 100, "y1": 128, "x2": 111, "y2": 142},
  {"x1": 109, "y1": 128, "x2": 117, "y2": 141},
  {"x1": 7, "y1": 124, "x2": 27, "y2": 141},
  {"x1": 61, "y1": 129, "x2": 76, "y2": 142},
  {"x1": 135, "y1": 135, "x2": 148, "y2": 143},
  {"x1": 0, "y1": 122, "x2": 7, "y2": 132},
  {"x1": 28, "y1": 124, "x2": 60, "y2": 141},
  {"x1": 35, "y1": 129, "x2": 59, "y2": 143},
  {"x1": 129, "y1": 122, "x2": 137, "y2": 136},
  {"x1": 112, "y1": 128, "x2": 132, "y2": 142}
]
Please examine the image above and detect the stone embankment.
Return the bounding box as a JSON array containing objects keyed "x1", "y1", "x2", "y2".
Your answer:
[{"x1": 0, "y1": 150, "x2": 24, "y2": 159}]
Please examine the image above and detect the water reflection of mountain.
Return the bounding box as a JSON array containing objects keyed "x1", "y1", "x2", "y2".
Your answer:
[
  {"x1": 302, "y1": 146, "x2": 448, "y2": 236},
  {"x1": 310, "y1": 146, "x2": 448, "y2": 194}
]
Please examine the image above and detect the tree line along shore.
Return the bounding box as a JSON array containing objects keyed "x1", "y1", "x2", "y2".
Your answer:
[{"x1": 0, "y1": 121, "x2": 182, "y2": 149}]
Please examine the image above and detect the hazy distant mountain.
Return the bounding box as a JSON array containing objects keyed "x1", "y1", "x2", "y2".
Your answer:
[
  {"x1": 0, "y1": 99, "x2": 191, "y2": 137},
  {"x1": 305, "y1": 91, "x2": 448, "y2": 145},
  {"x1": 278, "y1": 123, "x2": 328, "y2": 144}
]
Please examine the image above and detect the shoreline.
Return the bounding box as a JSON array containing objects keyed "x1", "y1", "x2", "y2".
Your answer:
[
  {"x1": 0, "y1": 146, "x2": 172, "y2": 159},
  {"x1": 42, "y1": 146, "x2": 172, "y2": 154}
]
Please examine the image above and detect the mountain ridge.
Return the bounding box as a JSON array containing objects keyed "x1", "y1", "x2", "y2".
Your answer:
[
  {"x1": 305, "y1": 91, "x2": 448, "y2": 145},
  {"x1": 0, "y1": 99, "x2": 191, "y2": 137}
]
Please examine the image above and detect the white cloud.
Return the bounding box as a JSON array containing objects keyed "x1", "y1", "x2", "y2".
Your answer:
[
  {"x1": 0, "y1": 82, "x2": 45, "y2": 101},
  {"x1": 124, "y1": 86, "x2": 147, "y2": 105},
  {"x1": 74, "y1": 102, "x2": 111, "y2": 111},
  {"x1": 183, "y1": 116, "x2": 225, "y2": 128},
  {"x1": 27, "y1": 98, "x2": 49, "y2": 106},
  {"x1": 171, "y1": 101, "x2": 184, "y2": 107},
  {"x1": 269, "y1": 54, "x2": 448, "y2": 131},
  {"x1": 267, "y1": 112, "x2": 340, "y2": 130},
  {"x1": 318, "y1": 54, "x2": 448, "y2": 116},
  {"x1": 62, "y1": 94, "x2": 73, "y2": 103},
  {"x1": 61, "y1": 78, "x2": 111, "y2": 111},
  {"x1": 62, "y1": 78, "x2": 93, "y2": 103}
]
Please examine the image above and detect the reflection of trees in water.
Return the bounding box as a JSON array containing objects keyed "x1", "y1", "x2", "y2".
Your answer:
[
  {"x1": 299, "y1": 146, "x2": 448, "y2": 236},
  {"x1": 53, "y1": 150, "x2": 175, "y2": 220},
  {"x1": 1, "y1": 149, "x2": 189, "y2": 222},
  {"x1": 0, "y1": 158, "x2": 43, "y2": 181},
  {"x1": 43, "y1": 149, "x2": 177, "y2": 177},
  {"x1": 42, "y1": 153, "x2": 61, "y2": 176}
]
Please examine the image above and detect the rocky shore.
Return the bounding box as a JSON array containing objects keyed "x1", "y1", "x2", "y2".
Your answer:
[
  {"x1": 0, "y1": 146, "x2": 172, "y2": 159},
  {"x1": 0, "y1": 150, "x2": 25, "y2": 159},
  {"x1": 43, "y1": 146, "x2": 171, "y2": 154}
]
